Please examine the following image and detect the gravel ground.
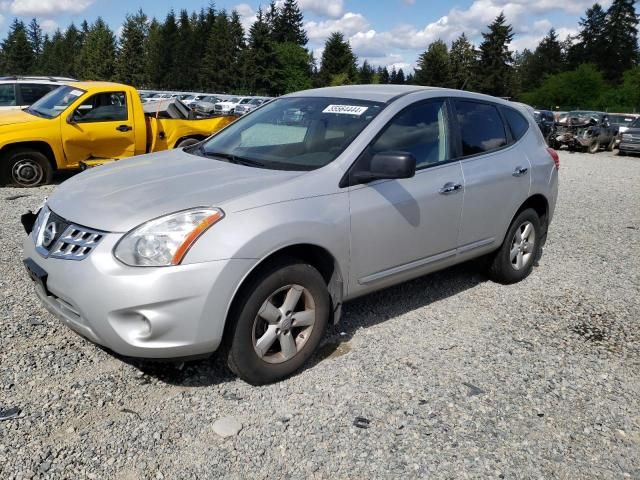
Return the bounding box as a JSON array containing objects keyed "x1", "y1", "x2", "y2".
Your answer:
[{"x1": 1, "y1": 151, "x2": 639, "y2": 479}]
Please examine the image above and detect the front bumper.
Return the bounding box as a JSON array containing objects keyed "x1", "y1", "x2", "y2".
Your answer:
[
  {"x1": 23, "y1": 232, "x2": 255, "y2": 358},
  {"x1": 619, "y1": 141, "x2": 640, "y2": 153}
]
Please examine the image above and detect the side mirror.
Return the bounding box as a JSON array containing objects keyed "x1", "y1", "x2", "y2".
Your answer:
[
  {"x1": 352, "y1": 151, "x2": 417, "y2": 185},
  {"x1": 66, "y1": 111, "x2": 78, "y2": 124}
]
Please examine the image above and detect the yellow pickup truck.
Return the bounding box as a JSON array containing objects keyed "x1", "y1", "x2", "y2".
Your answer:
[{"x1": 0, "y1": 82, "x2": 236, "y2": 187}]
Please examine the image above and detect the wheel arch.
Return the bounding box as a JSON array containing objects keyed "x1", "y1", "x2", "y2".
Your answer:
[
  {"x1": 0, "y1": 141, "x2": 57, "y2": 171},
  {"x1": 172, "y1": 135, "x2": 207, "y2": 149},
  {"x1": 512, "y1": 194, "x2": 549, "y2": 243},
  {"x1": 223, "y1": 243, "x2": 345, "y2": 343}
]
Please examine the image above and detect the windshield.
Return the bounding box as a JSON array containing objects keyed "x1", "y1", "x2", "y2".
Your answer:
[
  {"x1": 27, "y1": 86, "x2": 85, "y2": 119},
  {"x1": 192, "y1": 97, "x2": 384, "y2": 171},
  {"x1": 566, "y1": 111, "x2": 599, "y2": 123},
  {"x1": 250, "y1": 99, "x2": 263, "y2": 105},
  {"x1": 228, "y1": 97, "x2": 240, "y2": 103},
  {"x1": 239, "y1": 98, "x2": 252, "y2": 104},
  {"x1": 631, "y1": 118, "x2": 640, "y2": 128}
]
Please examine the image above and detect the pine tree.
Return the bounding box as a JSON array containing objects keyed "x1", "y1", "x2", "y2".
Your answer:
[
  {"x1": 116, "y1": 10, "x2": 149, "y2": 87},
  {"x1": 414, "y1": 40, "x2": 450, "y2": 87},
  {"x1": 378, "y1": 66, "x2": 390, "y2": 84},
  {"x1": 77, "y1": 18, "x2": 117, "y2": 80},
  {"x1": 201, "y1": 10, "x2": 235, "y2": 92},
  {"x1": 476, "y1": 13, "x2": 514, "y2": 97},
  {"x1": 449, "y1": 33, "x2": 476, "y2": 90},
  {"x1": 159, "y1": 10, "x2": 179, "y2": 88},
  {"x1": 274, "y1": 42, "x2": 313, "y2": 94},
  {"x1": 145, "y1": 19, "x2": 164, "y2": 88},
  {"x1": 244, "y1": 8, "x2": 279, "y2": 94},
  {"x1": 390, "y1": 66, "x2": 398, "y2": 84},
  {"x1": 318, "y1": 32, "x2": 357, "y2": 86},
  {"x1": 536, "y1": 29, "x2": 564, "y2": 76},
  {"x1": 602, "y1": 0, "x2": 639, "y2": 82},
  {"x1": 395, "y1": 68, "x2": 406, "y2": 84},
  {"x1": 273, "y1": 0, "x2": 308, "y2": 45},
  {"x1": 173, "y1": 10, "x2": 197, "y2": 90},
  {"x1": 570, "y1": 4, "x2": 607, "y2": 69},
  {"x1": 358, "y1": 60, "x2": 375, "y2": 84},
  {"x1": 28, "y1": 19, "x2": 43, "y2": 59},
  {"x1": 1, "y1": 19, "x2": 35, "y2": 75},
  {"x1": 405, "y1": 73, "x2": 414, "y2": 85},
  {"x1": 38, "y1": 31, "x2": 64, "y2": 75},
  {"x1": 63, "y1": 23, "x2": 82, "y2": 78}
]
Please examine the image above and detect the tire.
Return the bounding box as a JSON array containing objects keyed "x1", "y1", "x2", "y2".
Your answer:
[
  {"x1": 1, "y1": 148, "x2": 53, "y2": 187},
  {"x1": 587, "y1": 140, "x2": 600, "y2": 154},
  {"x1": 487, "y1": 208, "x2": 541, "y2": 285},
  {"x1": 224, "y1": 259, "x2": 330, "y2": 385},
  {"x1": 606, "y1": 138, "x2": 615, "y2": 152},
  {"x1": 176, "y1": 138, "x2": 201, "y2": 149}
]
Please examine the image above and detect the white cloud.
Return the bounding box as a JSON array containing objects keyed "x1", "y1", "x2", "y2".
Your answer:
[
  {"x1": 40, "y1": 18, "x2": 57, "y2": 34},
  {"x1": 234, "y1": 3, "x2": 257, "y2": 33},
  {"x1": 298, "y1": 0, "x2": 344, "y2": 18},
  {"x1": 305, "y1": 12, "x2": 369, "y2": 41},
  {"x1": 1, "y1": 0, "x2": 94, "y2": 16}
]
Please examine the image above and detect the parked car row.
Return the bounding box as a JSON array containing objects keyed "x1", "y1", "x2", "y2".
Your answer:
[
  {"x1": 532, "y1": 109, "x2": 639, "y2": 154},
  {"x1": 140, "y1": 90, "x2": 272, "y2": 117}
]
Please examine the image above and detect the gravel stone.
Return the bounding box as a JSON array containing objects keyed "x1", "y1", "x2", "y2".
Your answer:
[
  {"x1": 0, "y1": 152, "x2": 639, "y2": 478},
  {"x1": 213, "y1": 417, "x2": 243, "y2": 438}
]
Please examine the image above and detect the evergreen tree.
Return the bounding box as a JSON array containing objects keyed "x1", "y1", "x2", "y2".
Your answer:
[
  {"x1": 265, "y1": 1, "x2": 279, "y2": 36},
  {"x1": 358, "y1": 60, "x2": 375, "y2": 84},
  {"x1": 28, "y1": 18, "x2": 43, "y2": 58},
  {"x1": 395, "y1": 68, "x2": 406, "y2": 84},
  {"x1": 570, "y1": 4, "x2": 607, "y2": 69},
  {"x1": 116, "y1": 10, "x2": 149, "y2": 86},
  {"x1": 244, "y1": 8, "x2": 279, "y2": 94},
  {"x1": 476, "y1": 13, "x2": 514, "y2": 97},
  {"x1": 274, "y1": 42, "x2": 313, "y2": 94},
  {"x1": 378, "y1": 66, "x2": 390, "y2": 84},
  {"x1": 201, "y1": 11, "x2": 235, "y2": 92},
  {"x1": 77, "y1": 18, "x2": 117, "y2": 80},
  {"x1": 535, "y1": 29, "x2": 564, "y2": 76},
  {"x1": 390, "y1": 66, "x2": 398, "y2": 84},
  {"x1": 1, "y1": 19, "x2": 35, "y2": 75},
  {"x1": 318, "y1": 32, "x2": 357, "y2": 86},
  {"x1": 449, "y1": 33, "x2": 476, "y2": 89},
  {"x1": 414, "y1": 40, "x2": 450, "y2": 87},
  {"x1": 145, "y1": 19, "x2": 164, "y2": 88},
  {"x1": 173, "y1": 10, "x2": 197, "y2": 89},
  {"x1": 602, "y1": 0, "x2": 639, "y2": 82},
  {"x1": 62, "y1": 23, "x2": 82, "y2": 78},
  {"x1": 405, "y1": 73, "x2": 415, "y2": 85},
  {"x1": 38, "y1": 31, "x2": 64, "y2": 75},
  {"x1": 273, "y1": 0, "x2": 307, "y2": 45},
  {"x1": 158, "y1": 10, "x2": 179, "y2": 88}
]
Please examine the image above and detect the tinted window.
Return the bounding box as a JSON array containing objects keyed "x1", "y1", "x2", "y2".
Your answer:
[
  {"x1": 455, "y1": 101, "x2": 507, "y2": 156},
  {"x1": 0, "y1": 84, "x2": 16, "y2": 106},
  {"x1": 502, "y1": 107, "x2": 529, "y2": 141},
  {"x1": 371, "y1": 99, "x2": 450, "y2": 168},
  {"x1": 74, "y1": 92, "x2": 127, "y2": 122},
  {"x1": 19, "y1": 83, "x2": 57, "y2": 104}
]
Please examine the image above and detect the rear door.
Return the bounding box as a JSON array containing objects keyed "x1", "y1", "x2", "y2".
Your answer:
[
  {"x1": 453, "y1": 99, "x2": 531, "y2": 250},
  {"x1": 60, "y1": 90, "x2": 136, "y2": 166},
  {"x1": 348, "y1": 98, "x2": 464, "y2": 291}
]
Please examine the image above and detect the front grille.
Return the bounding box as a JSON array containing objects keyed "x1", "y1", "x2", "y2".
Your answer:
[{"x1": 34, "y1": 206, "x2": 105, "y2": 261}]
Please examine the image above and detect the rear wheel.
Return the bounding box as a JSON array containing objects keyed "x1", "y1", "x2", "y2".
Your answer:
[
  {"x1": 225, "y1": 259, "x2": 330, "y2": 385},
  {"x1": 1, "y1": 148, "x2": 53, "y2": 187},
  {"x1": 487, "y1": 208, "x2": 541, "y2": 285},
  {"x1": 606, "y1": 137, "x2": 616, "y2": 152},
  {"x1": 176, "y1": 138, "x2": 201, "y2": 149},
  {"x1": 587, "y1": 140, "x2": 600, "y2": 154}
]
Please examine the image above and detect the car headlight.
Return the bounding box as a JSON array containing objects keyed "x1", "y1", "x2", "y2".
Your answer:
[{"x1": 114, "y1": 208, "x2": 224, "y2": 267}]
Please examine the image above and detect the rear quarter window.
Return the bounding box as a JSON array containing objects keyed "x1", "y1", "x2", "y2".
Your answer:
[{"x1": 502, "y1": 107, "x2": 530, "y2": 141}]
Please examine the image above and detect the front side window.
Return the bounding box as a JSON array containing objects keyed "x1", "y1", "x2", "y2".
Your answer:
[
  {"x1": 72, "y1": 92, "x2": 127, "y2": 123},
  {"x1": 19, "y1": 83, "x2": 58, "y2": 105},
  {"x1": 27, "y1": 86, "x2": 85, "y2": 119},
  {"x1": 370, "y1": 99, "x2": 450, "y2": 168},
  {"x1": 194, "y1": 97, "x2": 384, "y2": 171},
  {"x1": 0, "y1": 84, "x2": 17, "y2": 106},
  {"x1": 455, "y1": 100, "x2": 507, "y2": 156}
]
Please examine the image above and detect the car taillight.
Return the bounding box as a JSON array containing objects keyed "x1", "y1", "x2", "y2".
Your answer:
[{"x1": 547, "y1": 147, "x2": 560, "y2": 170}]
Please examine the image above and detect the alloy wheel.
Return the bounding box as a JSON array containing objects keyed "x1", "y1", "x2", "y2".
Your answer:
[{"x1": 509, "y1": 221, "x2": 536, "y2": 271}]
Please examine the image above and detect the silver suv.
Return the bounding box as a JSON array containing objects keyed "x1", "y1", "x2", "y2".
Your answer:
[
  {"x1": 23, "y1": 85, "x2": 559, "y2": 384},
  {"x1": 0, "y1": 76, "x2": 75, "y2": 110}
]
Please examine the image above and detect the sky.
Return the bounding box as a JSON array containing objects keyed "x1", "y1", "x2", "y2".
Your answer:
[{"x1": 0, "y1": 0, "x2": 622, "y2": 71}]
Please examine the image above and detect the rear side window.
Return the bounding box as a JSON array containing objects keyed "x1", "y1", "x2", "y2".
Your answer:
[
  {"x1": 455, "y1": 100, "x2": 507, "y2": 156},
  {"x1": 502, "y1": 107, "x2": 529, "y2": 141},
  {"x1": 19, "y1": 83, "x2": 58, "y2": 105},
  {"x1": 0, "y1": 84, "x2": 16, "y2": 106}
]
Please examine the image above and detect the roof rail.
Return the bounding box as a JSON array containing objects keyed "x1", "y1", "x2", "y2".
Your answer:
[{"x1": 0, "y1": 75, "x2": 77, "y2": 82}]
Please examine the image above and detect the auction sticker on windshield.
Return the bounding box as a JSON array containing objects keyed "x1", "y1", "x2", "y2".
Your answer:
[{"x1": 323, "y1": 105, "x2": 369, "y2": 116}]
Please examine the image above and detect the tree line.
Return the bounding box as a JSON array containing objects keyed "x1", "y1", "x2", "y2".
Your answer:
[{"x1": 0, "y1": 0, "x2": 638, "y2": 110}]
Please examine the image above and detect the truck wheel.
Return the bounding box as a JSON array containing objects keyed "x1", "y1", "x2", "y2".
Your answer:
[
  {"x1": 606, "y1": 138, "x2": 615, "y2": 152},
  {"x1": 587, "y1": 140, "x2": 600, "y2": 154},
  {"x1": 2, "y1": 148, "x2": 53, "y2": 187},
  {"x1": 176, "y1": 138, "x2": 201, "y2": 149}
]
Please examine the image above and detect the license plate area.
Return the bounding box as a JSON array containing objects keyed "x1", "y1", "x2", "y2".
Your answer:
[{"x1": 24, "y1": 258, "x2": 50, "y2": 295}]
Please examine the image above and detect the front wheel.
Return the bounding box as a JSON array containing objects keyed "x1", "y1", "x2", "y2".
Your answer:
[
  {"x1": 587, "y1": 140, "x2": 600, "y2": 154},
  {"x1": 225, "y1": 260, "x2": 330, "y2": 385},
  {"x1": 487, "y1": 208, "x2": 541, "y2": 284},
  {"x1": 1, "y1": 148, "x2": 53, "y2": 187},
  {"x1": 176, "y1": 138, "x2": 201, "y2": 149}
]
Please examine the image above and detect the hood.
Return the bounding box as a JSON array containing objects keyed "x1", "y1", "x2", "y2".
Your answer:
[
  {"x1": 47, "y1": 149, "x2": 304, "y2": 232},
  {"x1": 0, "y1": 109, "x2": 44, "y2": 127}
]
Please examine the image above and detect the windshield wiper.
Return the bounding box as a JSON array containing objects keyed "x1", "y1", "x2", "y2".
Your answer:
[{"x1": 197, "y1": 148, "x2": 266, "y2": 168}]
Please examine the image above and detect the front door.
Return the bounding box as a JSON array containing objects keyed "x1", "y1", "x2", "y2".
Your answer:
[
  {"x1": 348, "y1": 99, "x2": 464, "y2": 293},
  {"x1": 60, "y1": 90, "x2": 135, "y2": 167}
]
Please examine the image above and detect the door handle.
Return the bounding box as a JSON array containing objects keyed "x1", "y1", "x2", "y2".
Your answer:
[
  {"x1": 116, "y1": 125, "x2": 132, "y2": 132},
  {"x1": 439, "y1": 182, "x2": 463, "y2": 195},
  {"x1": 513, "y1": 166, "x2": 529, "y2": 177}
]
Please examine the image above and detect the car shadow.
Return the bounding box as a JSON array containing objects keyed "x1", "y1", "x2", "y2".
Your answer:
[{"x1": 123, "y1": 260, "x2": 487, "y2": 387}]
